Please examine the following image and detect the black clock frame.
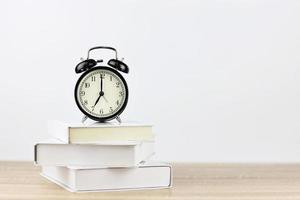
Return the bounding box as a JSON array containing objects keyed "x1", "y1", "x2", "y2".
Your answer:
[{"x1": 74, "y1": 66, "x2": 129, "y2": 122}]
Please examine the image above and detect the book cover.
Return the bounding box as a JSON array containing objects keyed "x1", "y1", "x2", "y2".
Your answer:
[
  {"x1": 41, "y1": 162, "x2": 172, "y2": 192},
  {"x1": 48, "y1": 120, "x2": 155, "y2": 144},
  {"x1": 34, "y1": 139, "x2": 154, "y2": 167}
]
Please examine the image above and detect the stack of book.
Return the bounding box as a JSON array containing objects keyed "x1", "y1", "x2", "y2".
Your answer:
[{"x1": 34, "y1": 120, "x2": 172, "y2": 192}]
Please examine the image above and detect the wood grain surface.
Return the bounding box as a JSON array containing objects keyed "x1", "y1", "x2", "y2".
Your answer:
[{"x1": 1, "y1": 161, "x2": 300, "y2": 200}]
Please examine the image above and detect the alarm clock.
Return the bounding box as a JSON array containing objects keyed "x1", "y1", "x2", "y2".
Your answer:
[{"x1": 74, "y1": 46, "x2": 129, "y2": 123}]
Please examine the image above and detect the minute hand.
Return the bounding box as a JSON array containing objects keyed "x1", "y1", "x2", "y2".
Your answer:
[
  {"x1": 100, "y1": 75, "x2": 109, "y2": 103},
  {"x1": 100, "y1": 75, "x2": 103, "y2": 92},
  {"x1": 93, "y1": 75, "x2": 104, "y2": 110}
]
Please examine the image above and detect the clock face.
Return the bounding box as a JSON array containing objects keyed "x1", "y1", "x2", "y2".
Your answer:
[{"x1": 75, "y1": 67, "x2": 128, "y2": 121}]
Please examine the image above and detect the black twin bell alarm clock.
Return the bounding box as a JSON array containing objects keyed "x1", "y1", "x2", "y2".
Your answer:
[{"x1": 74, "y1": 46, "x2": 129, "y2": 123}]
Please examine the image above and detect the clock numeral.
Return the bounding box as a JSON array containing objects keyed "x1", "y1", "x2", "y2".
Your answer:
[
  {"x1": 100, "y1": 73, "x2": 106, "y2": 78},
  {"x1": 119, "y1": 91, "x2": 124, "y2": 97},
  {"x1": 110, "y1": 76, "x2": 112, "y2": 81},
  {"x1": 91, "y1": 76, "x2": 96, "y2": 81},
  {"x1": 80, "y1": 91, "x2": 85, "y2": 96},
  {"x1": 99, "y1": 109, "x2": 103, "y2": 114},
  {"x1": 85, "y1": 83, "x2": 90, "y2": 88},
  {"x1": 109, "y1": 107, "x2": 113, "y2": 112},
  {"x1": 84, "y1": 100, "x2": 88, "y2": 105},
  {"x1": 116, "y1": 100, "x2": 119, "y2": 105},
  {"x1": 116, "y1": 82, "x2": 120, "y2": 88}
]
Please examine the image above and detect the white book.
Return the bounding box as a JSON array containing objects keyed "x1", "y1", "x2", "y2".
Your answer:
[
  {"x1": 41, "y1": 162, "x2": 172, "y2": 192},
  {"x1": 34, "y1": 139, "x2": 154, "y2": 167},
  {"x1": 48, "y1": 120, "x2": 154, "y2": 144}
]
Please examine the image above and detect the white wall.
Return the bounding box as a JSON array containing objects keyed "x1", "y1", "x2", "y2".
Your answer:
[{"x1": 0, "y1": 0, "x2": 300, "y2": 162}]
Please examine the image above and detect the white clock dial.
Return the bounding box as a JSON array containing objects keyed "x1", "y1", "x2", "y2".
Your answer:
[{"x1": 76, "y1": 68, "x2": 127, "y2": 118}]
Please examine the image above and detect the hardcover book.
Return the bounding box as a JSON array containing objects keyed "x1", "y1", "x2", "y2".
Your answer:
[
  {"x1": 48, "y1": 120, "x2": 154, "y2": 144},
  {"x1": 35, "y1": 139, "x2": 154, "y2": 167},
  {"x1": 41, "y1": 162, "x2": 172, "y2": 192}
]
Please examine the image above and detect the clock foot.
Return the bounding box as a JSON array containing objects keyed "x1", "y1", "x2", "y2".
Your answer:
[
  {"x1": 116, "y1": 116, "x2": 122, "y2": 124},
  {"x1": 81, "y1": 115, "x2": 88, "y2": 123}
]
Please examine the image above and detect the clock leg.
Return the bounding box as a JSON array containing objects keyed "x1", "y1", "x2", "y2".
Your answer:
[
  {"x1": 116, "y1": 116, "x2": 122, "y2": 124},
  {"x1": 81, "y1": 115, "x2": 88, "y2": 123}
]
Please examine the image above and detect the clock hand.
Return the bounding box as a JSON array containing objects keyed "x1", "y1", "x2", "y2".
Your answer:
[
  {"x1": 100, "y1": 74, "x2": 103, "y2": 92},
  {"x1": 92, "y1": 95, "x2": 101, "y2": 111},
  {"x1": 99, "y1": 75, "x2": 110, "y2": 103},
  {"x1": 92, "y1": 90, "x2": 105, "y2": 111},
  {"x1": 92, "y1": 75, "x2": 106, "y2": 111},
  {"x1": 100, "y1": 74, "x2": 109, "y2": 103}
]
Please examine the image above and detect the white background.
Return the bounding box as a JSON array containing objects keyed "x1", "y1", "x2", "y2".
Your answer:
[{"x1": 0, "y1": 0, "x2": 300, "y2": 162}]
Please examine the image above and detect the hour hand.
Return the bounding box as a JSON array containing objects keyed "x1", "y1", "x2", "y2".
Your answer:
[{"x1": 92, "y1": 95, "x2": 101, "y2": 110}]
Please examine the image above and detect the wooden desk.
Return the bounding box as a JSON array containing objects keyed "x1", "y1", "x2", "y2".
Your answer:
[{"x1": 1, "y1": 162, "x2": 300, "y2": 199}]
